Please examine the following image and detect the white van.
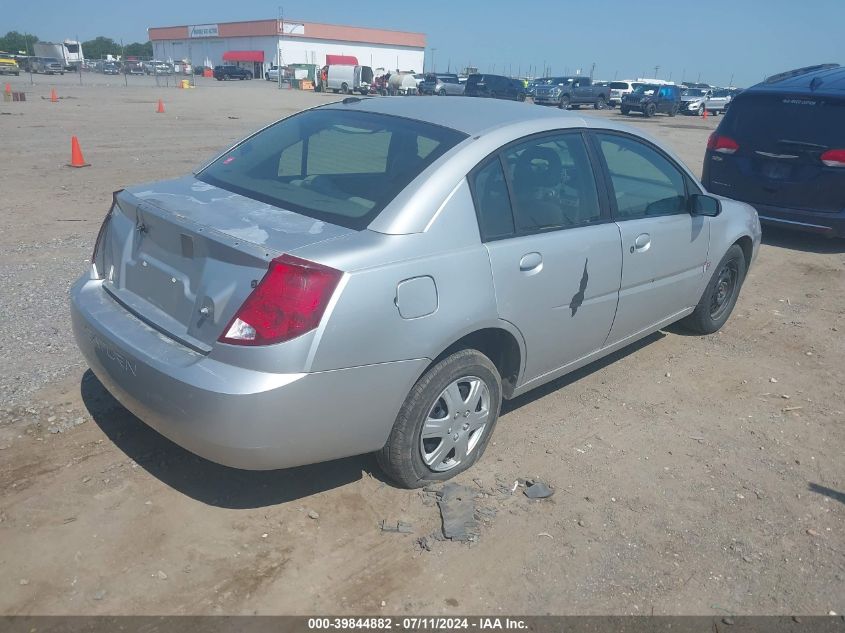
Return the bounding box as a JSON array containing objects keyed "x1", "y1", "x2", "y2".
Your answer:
[{"x1": 326, "y1": 65, "x2": 374, "y2": 95}]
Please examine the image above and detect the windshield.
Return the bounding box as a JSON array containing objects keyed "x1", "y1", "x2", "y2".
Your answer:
[
  {"x1": 609, "y1": 82, "x2": 630, "y2": 90},
  {"x1": 198, "y1": 109, "x2": 467, "y2": 230},
  {"x1": 633, "y1": 85, "x2": 658, "y2": 95},
  {"x1": 682, "y1": 88, "x2": 706, "y2": 96}
]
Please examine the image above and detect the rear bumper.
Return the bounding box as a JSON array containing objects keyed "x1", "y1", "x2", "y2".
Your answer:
[
  {"x1": 70, "y1": 276, "x2": 427, "y2": 470},
  {"x1": 752, "y1": 203, "x2": 845, "y2": 237}
]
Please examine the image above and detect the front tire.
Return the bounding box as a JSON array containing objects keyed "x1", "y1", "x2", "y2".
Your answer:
[
  {"x1": 620, "y1": 106, "x2": 630, "y2": 115},
  {"x1": 558, "y1": 95, "x2": 571, "y2": 110},
  {"x1": 681, "y1": 244, "x2": 746, "y2": 334},
  {"x1": 594, "y1": 96, "x2": 607, "y2": 110},
  {"x1": 377, "y1": 349, "x2": 502, "y2": 488},
  {"x1": 644, "y1": 103, "x2": 657, "y2": 117}
]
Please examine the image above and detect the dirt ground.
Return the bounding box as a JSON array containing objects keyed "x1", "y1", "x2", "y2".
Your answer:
[{"x1": 1, "y1": 73, "x2": 843, "y2": 616}]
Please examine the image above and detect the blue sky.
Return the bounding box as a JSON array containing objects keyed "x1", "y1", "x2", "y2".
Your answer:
[{"x1": 8, "y1": 0, "x2": 844, "y2": 87}]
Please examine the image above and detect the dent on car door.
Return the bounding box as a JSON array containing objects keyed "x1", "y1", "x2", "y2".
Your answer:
[
  {"x1": 470, "y1": 131, "x2": 623, "y2": 385},
  {"x1": 591, "y1": 132, "x2": 710, "y2": 345}
]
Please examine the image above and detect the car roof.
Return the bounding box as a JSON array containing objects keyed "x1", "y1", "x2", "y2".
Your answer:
[
  {"x1": 321, "y1": 95, "x2": 643, "y2": 138},
  {"x1": 746, "y1": 64, "x2": 845, "y2": 96}
]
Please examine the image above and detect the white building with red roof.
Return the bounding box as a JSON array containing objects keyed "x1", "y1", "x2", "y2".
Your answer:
[{"x1": 148, "y1": 18, "x2": 426, "y2": 77}]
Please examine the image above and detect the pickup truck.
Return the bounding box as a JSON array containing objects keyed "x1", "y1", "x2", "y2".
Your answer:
[
  {"x1": 532, "y1": 76, "x2": 610, "y2": 109},
  {"x1": 213, "y1": 65, "x2": 253, "y2": 81},
  {"x1": 0, "y1": 53, "x2": 20, "y2": 76}
]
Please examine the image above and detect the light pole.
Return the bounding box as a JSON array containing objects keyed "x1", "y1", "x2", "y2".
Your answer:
[
  {"x1": 430, "y1": 48, "x2": 436, "y2": 73},
  {"x1": 278, "y1": 6, "x2": 284, "y2": 90},
  {"x1": 654, "y1": 65, "x2": 660, "y2": 79}
]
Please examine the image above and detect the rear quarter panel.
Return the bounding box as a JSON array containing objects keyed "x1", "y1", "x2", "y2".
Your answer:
[{"x1": 294, "y1": 180, "x2": 507, "y2": 373}]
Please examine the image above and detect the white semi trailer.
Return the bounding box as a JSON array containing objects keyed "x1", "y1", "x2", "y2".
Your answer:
[{"x1": 34, "y1": 40, "x2": 84, "y2": 70}]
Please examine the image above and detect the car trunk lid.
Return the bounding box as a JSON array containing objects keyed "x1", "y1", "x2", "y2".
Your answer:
[{"x1": 99, "y1": 176, "x2": 354, "y2": 351}]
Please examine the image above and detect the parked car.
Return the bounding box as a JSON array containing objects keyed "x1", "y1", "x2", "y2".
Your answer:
[
  {"x1": 621, "y1": 84, "x2": 681, "y2": 117},
  {"x1": 123, "y1": 62, "x2": 144, "y2": 75},
  {"x1": 702, "y1": 63, "x2": 845, "y2": 237},
  {"x1": 680, "y1": 87, "x2": 712, "y2": 116},
  {"x1": 144, "y1": 61, "x2": 173, "y2": 75},
  {"x1": 325, "y1": 64, "x2": 373, "y2": 95},
  {"x1": 102, "y1": 62, "x2": 119, "y2": 76},
  {"x1": 32, "y1": 57, "x2": 64, "y2": 75},
  {"x1": 532, "y1": 76, "x2": 610, "y2": 109},
  {"x1": 419, "y1": 73, "x2": 465, "y2": 96},
  {"x1": 0, "y1": 52, "x2": 20, "y2": 76},
  {"x1": 70, "y1": 98, "x2": 760, "y2": 488},
  {"x1": 265, "y1": 65, "x2": 281, "y2": 81},
  {"x1": 608, "y1": 81, "x2": 643, "y2": 107},
  {"x1": 214, "y1": 65, "x2": 253, "y2": 81},
  {"x1": 465, "y1": 74, "x2": 526, "y2": 101},
  {"x1": 705, "y1": 88, "x2": 734, "y2": 115}
]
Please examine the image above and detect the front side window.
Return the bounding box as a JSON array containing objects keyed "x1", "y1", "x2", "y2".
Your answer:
[
  {"x1": 596, "y1": 133, "x2": 686, "y2": 219},
  {"x1": 199, "y1": 109, "x2": 467, "y2": 230},
  {"x1": 502, "y1": 133, "x2": 602, "y2": 232}
]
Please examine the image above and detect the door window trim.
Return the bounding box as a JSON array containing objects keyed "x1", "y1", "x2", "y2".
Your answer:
[
  {"x1": 586, "y1": 129, "x2": 704, "y2": 222},
  {"x1": 467, "y1": 129, "x2": 613, "y2": 243}
]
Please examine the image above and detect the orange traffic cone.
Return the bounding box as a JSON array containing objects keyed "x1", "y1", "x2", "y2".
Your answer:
[
  {"x1": 4, "y1": 83, "x2": 10, "y2": 95},
  {"x1": 156, "y1": 98, "x2": 165, "y2": 113},
  {"x1": 702, "y1": 107, "x2": 708, "y2": 120},
  {"x1": 68, "y1": 136, "x2": 90, "y2": 168},
  {"x1": 50, "y1": 88, "x2": 58, "y2": 103}
]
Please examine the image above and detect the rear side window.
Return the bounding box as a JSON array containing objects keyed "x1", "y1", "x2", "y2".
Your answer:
[
  {"x1": 596, "y1": 133, "x2": 686, "y2": 219},
  {"x1": 471, "y1": 158, "x2": 514, "y2": 240},
  {"x1": 721, "y1": 93, "x2": 845, "y2": 147},
  {"x1": 199, "y1": 109, "x2": 467, "y2": 230}
]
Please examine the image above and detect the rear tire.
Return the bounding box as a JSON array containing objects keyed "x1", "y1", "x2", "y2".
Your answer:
[
  {"x1": 341, "y1": 82, "x2": 349, "y2": 94},
  {"x1": 681, "y1": 244, "x2": 746, "y2": 334},
  {"x1": 377, "y1": 349, "x2": 502, "y2": 489},
  {"x1": 594, "y1": 96, "x2": 607, "y2": 110}
]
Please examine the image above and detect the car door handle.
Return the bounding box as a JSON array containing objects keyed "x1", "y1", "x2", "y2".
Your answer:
[
  {"x1": 631, "y1": 233, "x2": 651, "y2": 253},
  {"x1": 519, "y1": 252, "x2": 543, "y2": 273}
]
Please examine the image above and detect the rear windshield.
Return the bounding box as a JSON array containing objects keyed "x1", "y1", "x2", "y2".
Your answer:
[
  {"x1": 609, "y1": 82, "x2": 630, "y2": 89},
  {"x1": 721, "y1": 93, "x2": 845, "y2": 147},
  {"x1": 198, "y1": 109, "x2": 467, "y2": 230}
]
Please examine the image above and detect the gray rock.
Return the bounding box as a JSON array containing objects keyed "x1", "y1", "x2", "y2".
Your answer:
[{"x1": 524, "y1": 481, "x2": 554, "y2": 499}]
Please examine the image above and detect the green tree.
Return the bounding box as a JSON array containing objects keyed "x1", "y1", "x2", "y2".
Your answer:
[
  {"x1": 82, "y1": 36, "x2": 121, "y2": 60},
  {"x1": 123, "y1": 41, "x2": 153, "y2": 58},
  {"x1": 0, "y1": 31, "x2": 39, "y2": 55}
]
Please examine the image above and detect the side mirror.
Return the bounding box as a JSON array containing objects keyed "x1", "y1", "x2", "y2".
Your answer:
[{"x1": 690, "y1": 193, "x2": 721, "y2": 217}]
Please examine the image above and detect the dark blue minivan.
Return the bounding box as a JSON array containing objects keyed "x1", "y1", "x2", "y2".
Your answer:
[{"x1": 702, "y1": 64, "x2": 845, "y2": 237}]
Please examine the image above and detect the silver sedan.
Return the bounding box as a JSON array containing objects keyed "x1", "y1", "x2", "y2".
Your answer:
[{"x1": 70, "y1": 96, "x2": 761, "y2": 488}]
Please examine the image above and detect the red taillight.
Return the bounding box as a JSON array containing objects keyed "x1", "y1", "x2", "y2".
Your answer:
[
  {"x1": 707, "y1": 133, "x2": 739, "y2": 155},
  {"x1": 820, "y1": 149, "x2": 845, "y2": 167},
  {"x1": 219, "y1": 254, "x2": 343, "y2": 346}
]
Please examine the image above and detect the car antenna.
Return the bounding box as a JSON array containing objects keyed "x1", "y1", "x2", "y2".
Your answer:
[{"x1": 342, "y1": 96, "x2": 363, "y2": 104}]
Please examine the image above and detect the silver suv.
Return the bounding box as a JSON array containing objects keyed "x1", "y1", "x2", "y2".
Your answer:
[{"x1": 71, "y1": 98, "x2": 760, "y2": 487}]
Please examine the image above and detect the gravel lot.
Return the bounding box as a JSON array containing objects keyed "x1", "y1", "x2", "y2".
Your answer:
[{"x1": 1, "y1": 73, "x2": 843, "y2": 616}]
